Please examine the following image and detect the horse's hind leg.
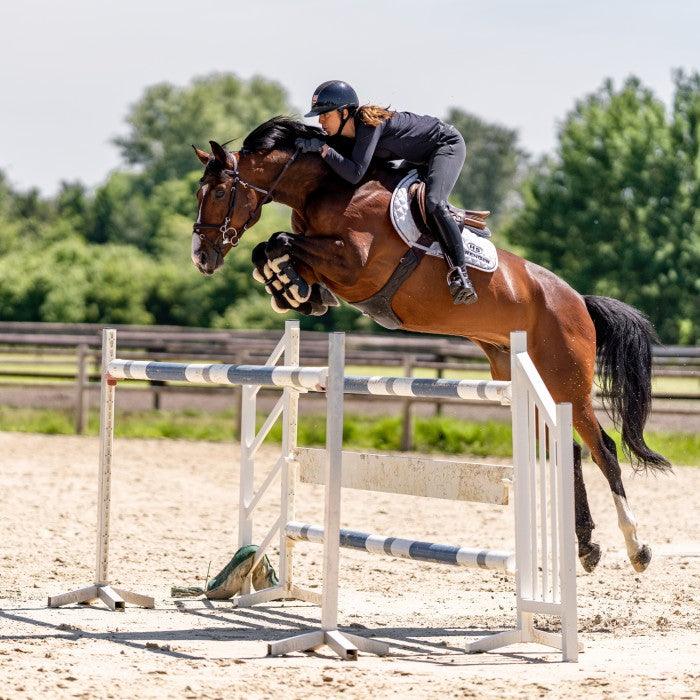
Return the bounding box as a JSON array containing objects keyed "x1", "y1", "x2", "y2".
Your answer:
[
  {"x1": 574, "y1": 400, "x2": 651, "y2": 572},
  {"x1": 478, "y1": 342, "x2": 603, "y2": 572},
  {"x1": 475, "y1": 342, "x2": 510, "y2": 381},
  {"x1": 573, "y1": 442, "x2": 601, "y2": 572},
  {"x1": 600, "y1": 427, "x2": 651, "y2": 571}
]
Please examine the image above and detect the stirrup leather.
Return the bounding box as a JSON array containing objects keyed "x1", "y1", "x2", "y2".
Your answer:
[{"x1": 447, "y1": 265, "x2": 474, "y2": 288}]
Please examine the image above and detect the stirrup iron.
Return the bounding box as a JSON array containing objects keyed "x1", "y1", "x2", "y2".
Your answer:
[{"x1": 447, "y1": 266, "x2": 478, "y2": 305}]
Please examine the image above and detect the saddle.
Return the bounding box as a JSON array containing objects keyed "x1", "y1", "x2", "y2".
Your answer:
[
  {"x1": 389, "y1": 170, "x2": 498, "y2": 272},
  {"x1": 408, "y1": 180, "x2": 492, "y2": 236},
  {"x1": 354, "y1": 171, "x2": 498, "y2": 330}
]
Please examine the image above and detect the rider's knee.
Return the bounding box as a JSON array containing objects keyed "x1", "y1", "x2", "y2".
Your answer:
[{"x1": 426, "y1": 197, "x2": 448, "y2": 216}]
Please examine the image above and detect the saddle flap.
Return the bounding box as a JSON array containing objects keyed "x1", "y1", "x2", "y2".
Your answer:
[{"x1": 389, "y1": 170, "x2": 498, "y2": 274}]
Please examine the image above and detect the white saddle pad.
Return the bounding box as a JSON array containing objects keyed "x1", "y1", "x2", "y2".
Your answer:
[{"x1": 389, "y1": 170, "x2": 498, "y2": 273}]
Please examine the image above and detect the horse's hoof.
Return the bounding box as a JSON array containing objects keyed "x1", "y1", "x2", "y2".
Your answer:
[
  {"x1": 579, "y1": 543, "x2": 601, "y2": 572},
  {"x1": 631, "y1": 544, "x2": 652, "y2": 572}
]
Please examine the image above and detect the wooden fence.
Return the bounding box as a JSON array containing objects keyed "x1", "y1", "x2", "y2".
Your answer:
[{"x1": 0, "y1": 322, "x2": 698, "y2": 448}]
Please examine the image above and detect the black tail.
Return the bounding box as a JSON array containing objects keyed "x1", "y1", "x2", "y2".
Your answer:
[{"x1": 584, "y1": 295, "x2": 671, "y2": 472}]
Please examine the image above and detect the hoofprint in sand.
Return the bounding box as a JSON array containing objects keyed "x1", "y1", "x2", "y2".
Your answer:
[{"x1": 1, "y1": 433, "x2": 698, "y2": 699}]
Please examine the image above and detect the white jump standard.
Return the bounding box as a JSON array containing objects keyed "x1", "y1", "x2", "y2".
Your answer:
[
  {"x1": 233, "y1": 322, "x2": 579, "y2": 661},
  {"x1": 48, "y1": 329, "x2": 327, "y2": 611},
  {"x1": 47, "y1": 330, "x2": 155, "y2": 611},
  {"x1": 48, "y1": 322, "x2": 579, "y2": 663}
]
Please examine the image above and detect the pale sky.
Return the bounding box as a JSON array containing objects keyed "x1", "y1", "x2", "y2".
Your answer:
[{"x1": 1, "y1": 0, "x2": 698, "y2": 195}]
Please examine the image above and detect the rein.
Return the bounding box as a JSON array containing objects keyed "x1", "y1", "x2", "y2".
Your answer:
[{"x1": 193, "y1": 146, "x2": 301, "y2": 250}]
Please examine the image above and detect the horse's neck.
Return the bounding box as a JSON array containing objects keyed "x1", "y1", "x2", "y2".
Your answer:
[
  {"x1": 248, "y1": 151, "x2": 327, "y2": 211},
  {"x1": 250, "y1": 151, "x2": 408, "y2": 299}
]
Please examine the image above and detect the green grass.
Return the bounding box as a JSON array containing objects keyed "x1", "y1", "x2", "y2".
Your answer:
[
  {"x1": 0, "y1": 405, "x2": 698, "y2": 465},
  {"x1": 616, "y1": 429, "x2": 700, "y2": 468}
]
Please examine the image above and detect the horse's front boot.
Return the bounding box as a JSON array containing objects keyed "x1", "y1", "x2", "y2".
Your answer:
[
  {"x1": 265, "y1": 233, "x2": 311, "y2": 306},
  {"x1": 251, "y1": 241, "x2": 295, "y2": 313}
]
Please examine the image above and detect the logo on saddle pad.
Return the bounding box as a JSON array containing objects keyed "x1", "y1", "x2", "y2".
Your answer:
[{"x1": 390, "y1": 171, "x2": 498, "y2": 273}]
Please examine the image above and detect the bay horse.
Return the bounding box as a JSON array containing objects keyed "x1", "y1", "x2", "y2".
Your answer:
[{"x1": 191, "y1": 116, "x2": 670, "y2": 575}]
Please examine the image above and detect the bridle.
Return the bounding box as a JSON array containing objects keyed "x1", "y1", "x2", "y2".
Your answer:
[{"x1": 193, "y1": 147, "x2": 301, "y2": 252}]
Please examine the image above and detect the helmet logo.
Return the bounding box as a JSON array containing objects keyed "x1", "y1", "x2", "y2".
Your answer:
[{"x1": 311, "y1": 94, "x2": 318, "y2": 106}]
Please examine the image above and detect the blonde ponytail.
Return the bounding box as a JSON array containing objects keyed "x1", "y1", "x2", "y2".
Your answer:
[{"x1": 356, "y1": 104, "x2": 394, "y2": 127}]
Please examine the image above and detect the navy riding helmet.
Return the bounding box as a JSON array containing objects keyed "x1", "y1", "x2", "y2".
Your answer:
[{"x1": 305, "y1": 80, "x2": 359, "y2": 117}]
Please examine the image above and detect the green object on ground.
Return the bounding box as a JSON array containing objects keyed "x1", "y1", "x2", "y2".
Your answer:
[{"x1": 171, "y1": 545, "x2": 279, "y2": 600}]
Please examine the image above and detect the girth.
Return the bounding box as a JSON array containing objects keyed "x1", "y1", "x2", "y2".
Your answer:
[{"x1": 350, "y1": 247, "x2": 426, "y2": 330}]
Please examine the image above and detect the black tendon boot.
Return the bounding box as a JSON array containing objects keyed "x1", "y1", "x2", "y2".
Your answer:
[{"x1": 430, "y1": 201, "x2": 478, "y2": 305}]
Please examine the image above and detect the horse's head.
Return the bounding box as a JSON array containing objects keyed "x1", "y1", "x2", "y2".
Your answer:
[
  {"x1": 192, "y1": 118, "x2": 326, "y2": 275},
  {"x1": 191, "y1": 140, "x2": 263, "y2": 275}
]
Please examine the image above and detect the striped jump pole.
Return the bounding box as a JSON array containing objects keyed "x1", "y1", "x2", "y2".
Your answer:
[
  {"x1": 343, "y1": 375, "x2": 512, "y2": 404},
  {"x1": 108, "y1": 359, "x2": 327, "y2": 392},
  {"x1": 285, "y1": 522, "x2": 516, "y2": 573}
]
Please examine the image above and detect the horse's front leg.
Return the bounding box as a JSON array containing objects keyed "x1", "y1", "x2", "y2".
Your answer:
[
  {"x1": 251, "y1": 233, "x2": 338, "y2": 316},
  {"x1": 287, "y1": 232, "x2": 364, "y2": 288},
  {"x1": 263, "y1": 232, "x2": 316, "y2": 306}
]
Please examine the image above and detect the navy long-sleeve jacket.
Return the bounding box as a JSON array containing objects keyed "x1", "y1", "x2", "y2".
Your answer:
[{"x1": 322, "y1": 111, "x2": 447, "y2": 184}]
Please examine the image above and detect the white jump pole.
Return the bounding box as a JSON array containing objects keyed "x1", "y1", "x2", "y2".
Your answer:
[
  {"x1": 48, "y1": 329, "x2": 154, "y2": 611},
  {"x1": 557, "y1": 402, "x2": 579, "y2": 662},
  {"x1": 268, "y1": 333, "x2": 389, "y2": 659}
]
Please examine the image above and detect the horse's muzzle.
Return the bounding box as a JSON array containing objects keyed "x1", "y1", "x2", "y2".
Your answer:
[{"x1": 191, "y1": 232, "x2": 224, "y2": 275}]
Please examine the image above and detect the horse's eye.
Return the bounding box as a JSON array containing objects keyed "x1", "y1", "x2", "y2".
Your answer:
[{"x1": 214, "y1": 188, "x2": 226, "y2": 199}]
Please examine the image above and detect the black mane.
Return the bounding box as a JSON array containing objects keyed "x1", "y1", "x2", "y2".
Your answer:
[{"x1": 241, "y1": 116, "x2": 324, "y2": 154}]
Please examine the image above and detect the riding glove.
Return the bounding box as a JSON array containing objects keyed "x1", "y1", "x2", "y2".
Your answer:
[{"x1": 295, "y1": 137, "x2": 325, "y2": 153}]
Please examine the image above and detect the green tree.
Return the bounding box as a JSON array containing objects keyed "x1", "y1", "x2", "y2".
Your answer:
[
  {"x1": 113, "y1": 73, "x2": 293, "y2": 185},
  {"x1": 447, "y1": 108, "x2": 527, "y2": 224},
  {"x1": 0, "y1": 171, "x2": 22, "y2": 254},
  {"x1": 506, "y1": 75, "x2": 699, "y2": 343},
  {"x1": 88, "y1": 171, "x2": 150, "y2": 247},
  {"x1": 0, "y1": 171, "x2": 15, "y2": 221},
  {"x1": 0, "y1": 248, "x2": 41, "y2": 320},
  {"x1": 667, "y1": 70, "x2": 700, "y2": 342},
  {"x1": 83, "y1": 244, "x2": 158, "y2": 324},
  {"x1": 35, "y1": 238, "x2": 93, "y2": 323},
  {"x1": 55, "y1": 181, "x2": 92, "y2": 234}
]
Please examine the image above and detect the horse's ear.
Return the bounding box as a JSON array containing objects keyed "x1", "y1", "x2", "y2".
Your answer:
[
  {"x1": 192, "y1": 145, "x2": 210, "y2": 165},
  {"x1": 209, "y1": 140, "x2": 230, "y2": 166}
]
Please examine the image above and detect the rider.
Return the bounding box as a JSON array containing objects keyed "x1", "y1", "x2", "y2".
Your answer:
[{"x1": 296, "y1": 79, "x2": 477, "y2": 305}]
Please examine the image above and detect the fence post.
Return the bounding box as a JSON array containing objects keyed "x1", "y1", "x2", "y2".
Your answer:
[
  {"x1": 150, "y1": 380, "x2": 164, "y2": 410},
  {"x1": 400, "y1": 356, "x2": 414, "y2": 452},
  {"x1": 74, "y1": 343, "x2": 89, "y2": 435},
  {"x1": 435, "y1": 360, "x2": 444, "y2": 417}
]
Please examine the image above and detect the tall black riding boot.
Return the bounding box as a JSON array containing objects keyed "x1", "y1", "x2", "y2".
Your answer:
[{"x1": 430, "y1": 201, "x2": 478, "y2": 305}]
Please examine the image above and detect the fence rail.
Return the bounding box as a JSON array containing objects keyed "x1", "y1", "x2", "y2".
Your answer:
[{"x1": 0, "y1": 322, "x2": 697, "y2": 442}]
